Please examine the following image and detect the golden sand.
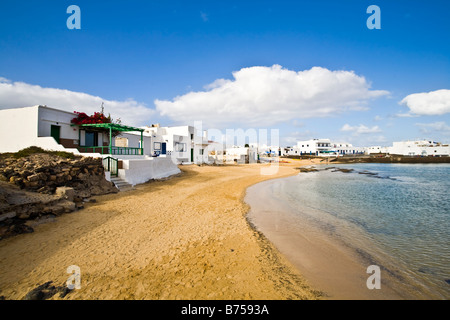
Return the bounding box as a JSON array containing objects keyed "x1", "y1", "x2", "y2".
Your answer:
[{"x1": 0, "y1": 160, "x2": 321, "y2": 300}]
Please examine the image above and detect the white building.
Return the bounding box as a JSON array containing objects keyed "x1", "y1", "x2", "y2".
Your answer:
[
  {"x1": 144, "y1": 124, "x2": 212, "y2": 165},
  {"x1": 388, "y1": 140, "x2": 450, "y2": 156},
  {"x1": 285, "y1": 138, "x2": 368, "y2": 157},
  {"x1": 367, "y1": 146, "x2": 389, "y2": 155},
  {"x1": 0, "y1": 105, "x2": 180, "y2": 186},
  {"x1": 209, "y1": 146, "x2": 258, "y2": 164},
  {"x1": 294, "y1": 139, "x2": 338, "y2": 157},
  {"x1": 332, "y1": 142, "x2": 365, "y2": 156}
]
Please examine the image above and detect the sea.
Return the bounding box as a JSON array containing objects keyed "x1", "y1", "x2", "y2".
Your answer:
[{"x1": 245, "y1": 163, "x2": 450, "y2": 299}]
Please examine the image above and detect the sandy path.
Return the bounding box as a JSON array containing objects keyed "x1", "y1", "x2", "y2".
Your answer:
[{"x1": 0, "y1": 160, "x2": 320, "y2": 300}]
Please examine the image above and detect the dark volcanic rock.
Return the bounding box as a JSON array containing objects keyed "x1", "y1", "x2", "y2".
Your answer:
[
  {"x1": 23, "y1": 281, "x2": 72, "y2": 300},
  {"x1": 0, "y1": 152, "x2": 119, "y2": 240}
]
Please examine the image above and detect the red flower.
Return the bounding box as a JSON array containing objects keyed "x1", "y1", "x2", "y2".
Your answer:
[{"x1": 71, "y1": 110, "x2": 112, "y2": 125}]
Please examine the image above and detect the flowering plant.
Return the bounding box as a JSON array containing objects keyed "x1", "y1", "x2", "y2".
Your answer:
[{"x1": 71, "y1": 111, "x2": 112, "y2": 125}]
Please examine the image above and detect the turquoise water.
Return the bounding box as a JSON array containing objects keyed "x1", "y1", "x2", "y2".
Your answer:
[{"x1": 271, "y1": 163, "x2": 450, "y2": 299}]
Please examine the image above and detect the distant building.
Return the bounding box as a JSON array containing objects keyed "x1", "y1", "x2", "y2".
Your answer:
[
  {"x1": 208, "y1": 146, "x2": 258, "y2": 164},
  {"x1": 367, "y1": 146, "x2": 389, "y2": 155},
  {"x1": 332, "y1": 142, "x2": 365, "y2": 155},
  {"x1": 388, "y1": 140, "x2": 450, "y2": 156},
  {"x1": 284, "y1": 138, "x2": 366, "y2": 157},
  {"x1": 288, "y1": 139, "x2": 337, "y2": 157}
]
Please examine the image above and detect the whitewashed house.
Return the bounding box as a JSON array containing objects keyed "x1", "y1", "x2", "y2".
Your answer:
[
  {"x1": 208, "y1": 146, "x2": 258, "y2": 164},
  {"x1": 367, "y1": 146, "x2": 389, "y2": 155},
  {"x1": 388, "y1": 140, "x2": 450, "y2": 156},
  {"x1": 0, "y1": 105, "x2": 180, "y2": 187},
  {"x1": 144, "y1": 124, "x2": 211, "y2": 164},
  {"x1": 295, "y1": 139, "x2": 338, "y2": 157},
  {"x1": 332, "y1": 142, "x2": 365, "y2": 155}
]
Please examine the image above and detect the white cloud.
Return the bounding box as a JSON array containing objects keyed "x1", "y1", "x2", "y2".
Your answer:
[
  {"x1": 282, "y1": 130, "x2": 315, "y2": 146},
  {"x1": 340, "y1": 124, "x2": 382, "y2": 135},
  {"x1": 155, "y1": 65, "x2": 389, "y2": 128},
  {"x1": 400, "y1": 89, "x2": 450, "y2": 116},
  {"x1": 415, "y1": 122, "x2": 450, "y2": 135},
  {"x1": 0, "y1": 77, "x2": 154, "y2": 126},
  {"x1": 394, "y1": 112, "x2": 419, "y2": 118}
]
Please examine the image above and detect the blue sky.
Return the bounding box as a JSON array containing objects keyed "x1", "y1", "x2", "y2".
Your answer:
[{"x1": 1, "y1": 0, "x2": 449, "y2": 147}]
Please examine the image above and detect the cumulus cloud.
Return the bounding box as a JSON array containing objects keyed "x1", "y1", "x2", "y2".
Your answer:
[
  {"x1": 340, "y1": 124, "x2": 382, "y2": 135},
  {"x1": 282, "y1": 130, "x2": 316, "y2": 146},
  {"x1": 400, "y1": 89, "x2": 450, "y2": 116},
  {"x1": 155, "y1": 65, "x2": 389, "y2": 128},
  {"x1": 0, "y1": 77, "x2": 154, "y2": 126}
]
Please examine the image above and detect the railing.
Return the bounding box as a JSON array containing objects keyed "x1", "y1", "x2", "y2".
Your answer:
[
  {"x1": 79, "y1": 146, "x2": 143, "y2": 155},
  {"x1": 102, "y1": 156, "x2": 118, "y2": 177}
]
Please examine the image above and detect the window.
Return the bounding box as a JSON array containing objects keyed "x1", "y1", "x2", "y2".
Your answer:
[
  {"x1": 154, "y1": 142, "x2": 161, "y2": 150},
  {"x1": 190, "y1": 134, "x2": 194, "y2": 140},
  {"x1": 199, "y1": 149, "x2": 204, "y2": 155},
  {"x1": 175, "y1": 142, "x2": 186, "y2": 152}
]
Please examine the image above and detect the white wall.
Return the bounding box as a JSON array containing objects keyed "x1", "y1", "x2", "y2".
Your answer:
[
  {"x1": 367, "y1": 146, "x2": 388, "y2": 154},
  {"x1": 116, "y1": 132, "x2": 152, "y2": 156},
  {"x1": 0, "y1": 106, "x2": 40, "y2": 153},
  {"x1": 390, "y1": 141, "x2": 450, "y2": 156},
  {"x1": 118, "y1": 157, "x2": 180, "y2": 186}
]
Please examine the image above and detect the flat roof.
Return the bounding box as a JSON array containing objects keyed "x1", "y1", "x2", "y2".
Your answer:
[{"x1": 79, "y1": 123, "x2": 145, "y2": 132}]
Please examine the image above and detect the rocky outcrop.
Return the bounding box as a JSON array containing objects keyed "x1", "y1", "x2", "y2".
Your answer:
[
  {"x1": 0, "y1": 153, "x2": 118, "y2": 240},
  {"x1": 23, "y1": 281, "x2": 72, "y2": 300},
  {"x1": 0, "y1": 153, "x2": 118, "y2": 197}
]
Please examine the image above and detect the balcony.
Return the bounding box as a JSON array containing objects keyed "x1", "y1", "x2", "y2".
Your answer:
[{"x1": 78, "y1": 146, "x2": 143, "y2": 155}]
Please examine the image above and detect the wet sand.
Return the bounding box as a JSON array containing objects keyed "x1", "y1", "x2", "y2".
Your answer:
[
  {"x1": 245, "y1": 175, "x2": 425, "y2": 300},
  {"x1": 0, "y1": 160, "x2": 321, "y2": 300}
]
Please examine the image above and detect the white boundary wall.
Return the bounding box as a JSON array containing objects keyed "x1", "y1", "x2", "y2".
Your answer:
[{"x1": 118, "y1": 157, "x2": 180, "y2": 186}]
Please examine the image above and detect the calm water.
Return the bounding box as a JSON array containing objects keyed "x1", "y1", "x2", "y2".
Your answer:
[{"x1": 261, "y1": 163, "x2": 450, "y2": 299}]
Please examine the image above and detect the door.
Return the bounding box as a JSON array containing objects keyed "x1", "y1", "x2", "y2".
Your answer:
[
  {"x1": 191, "y1": 148, "x2": 194, "y2": 162},
  {"x1": 51, "y1": 125, "x2": 60, "y2": 143},
  {"x1": 85, "y1": 131, "x2": 98, "y2": 146},
  {"x1": 161, "y1": 142, "x2": 167, "y2": 155}
]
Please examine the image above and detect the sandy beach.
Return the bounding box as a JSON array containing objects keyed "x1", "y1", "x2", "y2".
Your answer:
[{"x1": 0, "y1": 160, "x2": 321, "y2": 300}]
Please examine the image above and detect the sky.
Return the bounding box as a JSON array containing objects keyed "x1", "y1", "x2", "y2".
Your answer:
[{"x1": 0, "y1": 0, "x2": 449, "y2": 147}]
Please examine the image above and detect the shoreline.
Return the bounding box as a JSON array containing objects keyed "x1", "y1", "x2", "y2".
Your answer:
[
  {"x1": 245, "y1": 164, "x2": 443, "y2": 300},
  {"x1": 0, "y1": 160, "x2": 321, "y2": 300}
]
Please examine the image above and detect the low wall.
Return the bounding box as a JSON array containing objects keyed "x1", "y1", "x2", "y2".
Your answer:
[{"x1": 118, "y1": 157, "x2": 181, "y2": 186}]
